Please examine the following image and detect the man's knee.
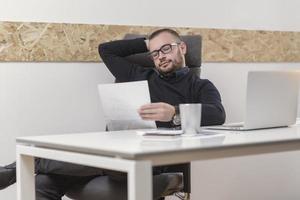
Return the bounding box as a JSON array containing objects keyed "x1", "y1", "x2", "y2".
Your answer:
[{"x1": 37, "y1": 159, "x2": 104, "y2": 176}]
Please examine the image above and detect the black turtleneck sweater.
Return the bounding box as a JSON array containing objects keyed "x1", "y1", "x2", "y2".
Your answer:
[{"x1": 98, "y1": 38, "x2": 226, "y2": 127}]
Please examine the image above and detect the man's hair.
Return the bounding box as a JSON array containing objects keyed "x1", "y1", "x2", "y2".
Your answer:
[{"x1": 148, "y1": 28, "x2": 182, "y2": 41}]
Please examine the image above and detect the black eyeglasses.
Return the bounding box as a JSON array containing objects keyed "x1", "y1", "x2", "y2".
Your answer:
[{"x1": 149, "y1": 42, "x2": 180, "y2": 60}]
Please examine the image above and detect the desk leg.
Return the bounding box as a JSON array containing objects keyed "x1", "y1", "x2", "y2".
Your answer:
[
  {"x1": 16, "y1": 151, "x2": 35, "y2": 200},
  {"x1": 128, "y1": 161, "x2": 152, "y2": 200}
]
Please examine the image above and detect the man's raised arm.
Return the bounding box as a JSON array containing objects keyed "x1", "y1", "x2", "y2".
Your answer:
[{"x1": 98, "y1": 38, "x2": 149, "y2": 82}]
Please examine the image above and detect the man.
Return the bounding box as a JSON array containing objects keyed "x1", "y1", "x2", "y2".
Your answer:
[
  {"x1": 99, "y1": 28, "x2": 225, "y2": 127},
  {"x1": 0, "y1": 28, "x2": 225, "y2": 199}
]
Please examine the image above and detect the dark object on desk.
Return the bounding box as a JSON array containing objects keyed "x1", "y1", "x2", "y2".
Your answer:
[{"x1": 65, "y1": 34, "x2": 202, "y2": 200}]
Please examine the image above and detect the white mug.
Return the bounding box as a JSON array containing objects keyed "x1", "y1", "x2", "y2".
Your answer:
[{"x1": 179, "y1": 104, "x2": 202, "y2": 135}]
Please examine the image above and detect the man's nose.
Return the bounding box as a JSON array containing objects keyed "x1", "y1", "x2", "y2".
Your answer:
[{"x1": 158, "y1": 51, "x2": 166, "y2": 60}]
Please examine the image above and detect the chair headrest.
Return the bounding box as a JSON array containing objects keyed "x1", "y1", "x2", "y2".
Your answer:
[{"x1": 123, "y1": 34, "x2": 202, "y2": 68}]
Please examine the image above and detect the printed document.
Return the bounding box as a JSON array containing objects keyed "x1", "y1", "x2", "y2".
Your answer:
[{"x1": 98, "y1": 81, "x2": 156, "y2": 131}]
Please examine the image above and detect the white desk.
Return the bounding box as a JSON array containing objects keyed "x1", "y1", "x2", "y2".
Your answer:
[{"x1": 16, "y1": 126, "x2": 300, "y2": 200}]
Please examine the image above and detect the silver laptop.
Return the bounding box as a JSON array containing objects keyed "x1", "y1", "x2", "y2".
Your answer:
[{"x1": 206, "y1": 70, "x2": 300, "y2": 131}]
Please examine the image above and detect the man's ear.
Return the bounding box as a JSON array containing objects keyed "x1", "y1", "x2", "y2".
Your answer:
[{"x1": 179, "y1": 41, "x2": 187, "y2": 55}]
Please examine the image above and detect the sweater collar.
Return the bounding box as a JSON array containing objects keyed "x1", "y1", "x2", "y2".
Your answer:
[{"x1": 155, "y1": 67, "x2": 190, "y2": 80}]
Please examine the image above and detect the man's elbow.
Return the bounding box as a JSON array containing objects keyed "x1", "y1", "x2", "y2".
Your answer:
[
  {"x1": 201, "y1": 105, "x2": 226, "y2": 126},
  {"x1": 214, "y1": 105, "x2": 226, "y2": 125},
  {"x1": 98, "y1": 43, "x2": 107, "y2": 58},
  {"x1": 217, "y1": 110, "x2": 226, "y2": 125}
]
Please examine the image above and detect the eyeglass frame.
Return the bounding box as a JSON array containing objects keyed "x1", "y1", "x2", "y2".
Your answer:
[{"x1": 148, "y1": 42, "x2": 181, "y2": 60}]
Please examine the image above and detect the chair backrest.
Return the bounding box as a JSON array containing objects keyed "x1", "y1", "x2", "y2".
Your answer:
[{"x1": 123, "y1": 34, "x2": 202, "y2": 78}]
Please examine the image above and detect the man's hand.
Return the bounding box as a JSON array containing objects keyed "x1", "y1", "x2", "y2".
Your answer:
[{"x1": 138, "y1": 102, "x2": 175, "y2": 122}]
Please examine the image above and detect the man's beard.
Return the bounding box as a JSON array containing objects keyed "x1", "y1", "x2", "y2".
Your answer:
[{"x1": 157, "y1": 57, "x2": 184, "y2": 76}]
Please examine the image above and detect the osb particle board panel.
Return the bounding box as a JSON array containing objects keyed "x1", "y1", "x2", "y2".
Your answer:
[{"x1": 0, "y1": 21, "x2": 300, "y2": 62}]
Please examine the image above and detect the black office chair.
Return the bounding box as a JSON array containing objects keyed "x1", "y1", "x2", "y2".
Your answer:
[{"x1": 65, "y1": 33, "x2": 202, "y2": 200}]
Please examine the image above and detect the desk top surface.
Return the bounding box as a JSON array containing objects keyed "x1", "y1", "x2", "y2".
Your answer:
[{"x1": 17, "y1": 126, "x2": 300, "y2": 159}]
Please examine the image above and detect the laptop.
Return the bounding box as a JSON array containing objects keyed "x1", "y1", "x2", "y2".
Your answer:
[{"x1": 205, "y1": 70, "x2": 300, "y2": 131}]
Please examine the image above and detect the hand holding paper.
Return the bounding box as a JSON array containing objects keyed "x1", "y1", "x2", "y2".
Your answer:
[{"x1": 138, "y1": 102, "x2": 176, "y2": 122}]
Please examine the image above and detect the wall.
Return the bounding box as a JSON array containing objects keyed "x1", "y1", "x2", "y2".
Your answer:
[{"x1": 1, "y1": 0, "x2": 300, "y2": 199}]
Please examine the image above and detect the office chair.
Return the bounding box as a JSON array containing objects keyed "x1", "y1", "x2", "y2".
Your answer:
[{"x1": 65, "y1": 33, "x2": 202, "y2": 200}]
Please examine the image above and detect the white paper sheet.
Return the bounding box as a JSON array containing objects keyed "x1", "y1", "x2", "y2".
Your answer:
[{"x1": 98, "y1": 81, "x2": 157, "y2": 131}]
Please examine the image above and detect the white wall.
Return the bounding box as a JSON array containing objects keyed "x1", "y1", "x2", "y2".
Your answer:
[
  {"x1": 1, "y1": 0, "x2": 300, "y2": 199},
  {"x1": 1, "y1": 0, "x2": 300, "y2": 31}
]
